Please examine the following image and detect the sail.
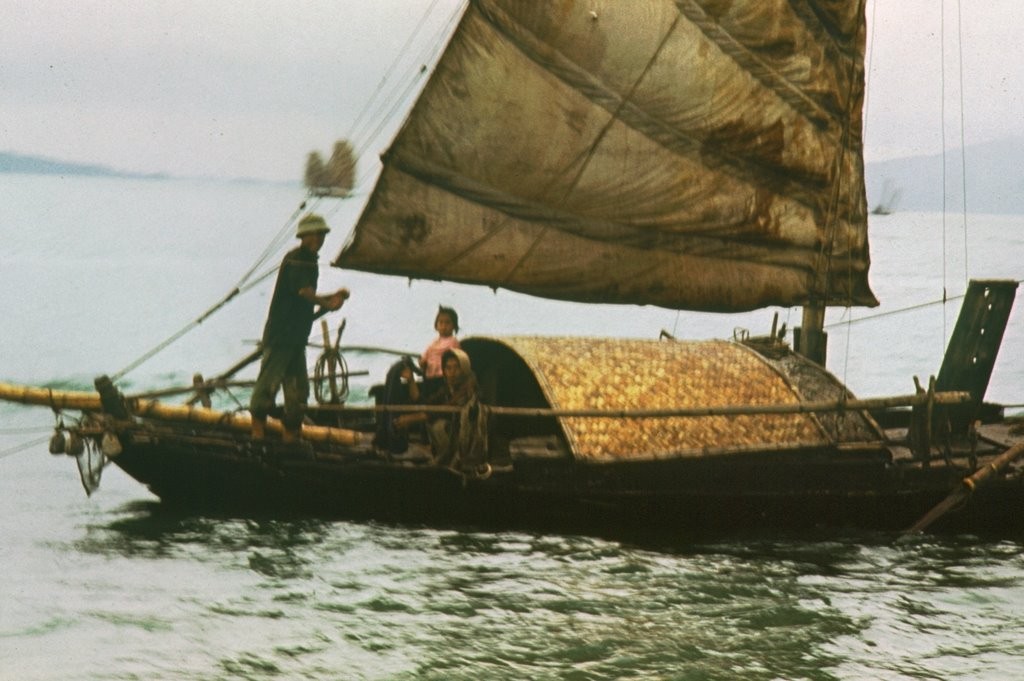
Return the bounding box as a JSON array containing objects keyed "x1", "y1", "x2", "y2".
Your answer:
[{"x1": 336, "y1": 0, "x2": 877, "y2": 312}]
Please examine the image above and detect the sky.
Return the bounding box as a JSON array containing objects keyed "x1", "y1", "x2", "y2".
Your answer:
[
  {"x1": 1, "y1": 0, "x2": 467, "y2": 182},
  {"x1": 2, "y1": 0, "x2": 1024, "y2": 182}
]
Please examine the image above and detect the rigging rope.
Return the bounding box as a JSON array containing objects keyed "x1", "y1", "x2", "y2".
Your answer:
[
  {"x1": 237, "y1": 201, "x2": 310, "y2": 289},
  {"x1": 0, "y1": 425, "x2": 53, "y2": 434},
  {"x1": 346, "y1": 0, "x2": 445, "y2": 147},
  {"x1": 823, "y1": 279, "x2": 1023, "y2": 329},
  {"x1": 110, "y1": 201, "x2": 313, "y2": 383},
  {"x1": 109, "y1": 3, "x2": 465, "y2": 385},
  {"x1": 349, "y1": 1, "x2": 466, "y2": 197},
  {"x1": 0, "y1": 435, "x2": 51, "y2": 460},
  {"x1": 835, "y1": 0, "x2": 868, "y2": 387},
  {"x1": 939, "y1": 0, "x2": 972, "y2": 350},
  {"x1": 955, "y1": 0, "x2": 970, "y2": 285}
]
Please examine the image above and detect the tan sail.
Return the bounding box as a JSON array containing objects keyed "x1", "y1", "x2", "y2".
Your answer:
[{"x1": 337, "y1": 0, "x2": 876, "y2": 312}]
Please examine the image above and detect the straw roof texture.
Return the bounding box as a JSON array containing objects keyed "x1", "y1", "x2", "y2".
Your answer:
[{"x1": 498, "y1": 337, "x2": 828, "y2": 461}]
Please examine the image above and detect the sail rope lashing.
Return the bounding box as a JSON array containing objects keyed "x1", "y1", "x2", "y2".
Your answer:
[
  {"x1": 110, "y1": 201, "x2": 314, "y2": 384},
  {"x1": 814, "y1": 0, "x2": 868, "y2": 307}
]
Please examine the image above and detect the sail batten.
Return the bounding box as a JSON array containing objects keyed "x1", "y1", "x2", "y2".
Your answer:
[
  {"x1": 477, "y1": 1, "x2": 841, "y2": 215},
  {"x1": 391, "y1": 153, "x2": 826, "y2": 268},
  {"x1": 675, "y1": 0, "x2": 837, "y2": 131},
  {"x1": 337, "y1": 0, "x2": 876, "y2": 312}
]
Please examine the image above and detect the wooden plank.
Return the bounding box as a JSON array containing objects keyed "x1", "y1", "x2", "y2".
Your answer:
[{"x1": 904, "y1": 442, "x2": 1024, "y2": 535}]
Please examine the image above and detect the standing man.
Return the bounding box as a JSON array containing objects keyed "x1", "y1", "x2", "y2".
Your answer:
[{"x1": 250, "y1": 213, "x2": 349, "y2": 442}]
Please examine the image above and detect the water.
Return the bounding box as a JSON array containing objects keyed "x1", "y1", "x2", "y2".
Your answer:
[{"x1": 1, "y1": 174, "x2": 1023, "y2": 679}]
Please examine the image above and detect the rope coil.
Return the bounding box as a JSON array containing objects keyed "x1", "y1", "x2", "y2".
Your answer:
[{"x1": 313, "y1": 347, "x2": 350, "y2": 405}]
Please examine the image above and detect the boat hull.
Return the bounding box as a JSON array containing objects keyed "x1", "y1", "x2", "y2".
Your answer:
[{"x1": 108, "y1": 429, "x2": 1024, "y2": 540}]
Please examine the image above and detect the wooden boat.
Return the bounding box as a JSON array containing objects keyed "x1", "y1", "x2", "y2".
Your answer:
[{"x1": 3, "y1": 1, "x2": 1023, "y2": 539}]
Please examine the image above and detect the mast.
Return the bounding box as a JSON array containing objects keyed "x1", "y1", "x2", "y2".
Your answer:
[
  {"x1": 794, "y1": 0, "x2": 870, "y2": 367},
  {"x1": 797, "y1": 301, "x2": 827, "y2": 365}
]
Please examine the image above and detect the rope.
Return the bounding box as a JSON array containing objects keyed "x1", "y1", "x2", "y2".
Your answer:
[
  {"x1": 313, "y1": 347, "x2": 350, "y2": 405},
  {"x1": 0, "y1": 425, "x2": 53, "y2": 434},
  {"x1": 110, "y1": 202, "x2": 326, "y2": 384},
  {"x1": 99, "y1": 5, "x2": 466, "y2": 385},
  {"x1": 0, "y1": 435, "x2": 51, "y2": 460},
  {"x1": 349, "y1": 1, "x2": 466, "y2": 197},
  {"x1": 823, "y1": 283, "x2": 1018, "y2": 329},
  {"x1": 111, "y1": 288, "x2": 241, "y2": 382},
  {"x1": 236, "y1": 202, "x2": 309, "y2": 290},
  {"x1": 346, "y1": 0, "x2": 445, "y2": 147},
  {"x1": 101, "y1": 5, "x2": 461, "y2": 386},
  {"x1": 954, "y1": 0, "x2": 970, "y2": 285}
]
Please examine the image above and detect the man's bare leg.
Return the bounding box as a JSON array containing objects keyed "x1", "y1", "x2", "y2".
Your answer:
[{"x1": 251, "y1": 416, "x2": 267, "y2": 441}]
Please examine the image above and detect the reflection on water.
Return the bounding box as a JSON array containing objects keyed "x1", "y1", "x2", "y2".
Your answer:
[{"x1": 42, "y1": 498, "x2": 1024, "y2": 679}]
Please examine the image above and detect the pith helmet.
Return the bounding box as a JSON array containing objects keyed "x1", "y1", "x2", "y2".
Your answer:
[{"x1": 296, "y1": 213, "x2": 330, "y2": 237}]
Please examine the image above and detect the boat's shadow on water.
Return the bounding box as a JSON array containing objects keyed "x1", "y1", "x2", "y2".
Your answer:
[
  {"x1": 72, "y1": 499, "x2": 1024, "y2": 580},
  {"x1": 72, "y1": 500, "x2": 352, "y2": 577}
]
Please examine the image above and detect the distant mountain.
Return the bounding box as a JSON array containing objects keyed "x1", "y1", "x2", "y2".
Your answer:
[
  {"x1": 2, "y1": 151, "x2": 122, "y2": 177},
  {"x1": 7, "y1": 139, "x2": 1022, "y2": 212},
  {"x1": 865, "y1": 137, "x2": 1024, "y2": 214},
  {"x1": 0, "y1": 151, "x2": 167, "y2": 180},
  {"x1": 0, "y1": 151, "x2": 301, "y2": 185}
]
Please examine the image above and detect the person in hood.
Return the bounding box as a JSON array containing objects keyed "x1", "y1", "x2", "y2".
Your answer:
[
  {"x1": 395, "y1": 348, "x2": 477, "y2": 465},
  {"x1": 373, "y1": 356, "x2": 421, "y2": 454}
]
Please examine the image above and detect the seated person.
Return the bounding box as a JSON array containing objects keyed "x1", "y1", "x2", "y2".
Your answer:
[
  {"x1": 395, "y1": 348, "x2": 477, "y2": 466},
  {"x1": 373, "y1": 356, "x2": 421, "y2": 454}
]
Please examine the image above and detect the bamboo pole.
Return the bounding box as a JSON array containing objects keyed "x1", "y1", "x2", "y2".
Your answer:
[
  {"x1": 482, "y1": 392, "x2": 972, "y2": 418},
  {"x1": 131, "y1": 373, "x2": 368, "y2": 401},
  {"x1": 903, "y1": 441, "x2": 1024, "y2": 535},
  {"x1": 0, "y1": 382, "x2": 360, "y2": 446},
  {"x1": 312, "y1": 391, "x2": 975, "y2": 419},
  {"x1": 131, "y1": 401, "x2": 360, "y2": 446},
  {"x1": 0, "y1": 382, "x2": 973, "y2": 419},
  {"x1": 0, "y1": 383, "x2": 104, "y2": 411},
  {"x1": 321, "y1": 319, "x2": 340, "y2": 402},
  {"x1": 185, "y1": 347, "x2": 263, "y2": 405}
]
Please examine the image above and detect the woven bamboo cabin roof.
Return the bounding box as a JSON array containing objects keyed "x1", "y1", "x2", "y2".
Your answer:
[{"x1": 463, "y1": 336, "x2": 881, "y2": 462}]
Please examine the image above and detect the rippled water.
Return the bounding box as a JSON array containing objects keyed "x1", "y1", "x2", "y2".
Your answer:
[
  {"x1": 4, "y1": 448, "x2": 1024, "y2": 680},
  {"x1": 2, "y1": 175, "x2": 1023, "y2": 679}
]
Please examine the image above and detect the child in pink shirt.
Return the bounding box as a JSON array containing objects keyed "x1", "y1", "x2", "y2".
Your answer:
[{"x1": 420, "y1": 306, "x2": 460, "y2": 400}]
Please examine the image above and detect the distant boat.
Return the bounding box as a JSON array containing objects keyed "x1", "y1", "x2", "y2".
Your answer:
[
  {"x1": 2, "y1": 1, "x2": 1022, "y2": 539},
  {"x1": 871, "y1": 178, "x2": 902, "y2": 215}
]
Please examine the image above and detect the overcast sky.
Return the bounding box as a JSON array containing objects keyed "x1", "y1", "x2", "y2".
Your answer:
[{"x1": 2, "y1": 0, "x2": 1023, "y2": 182}]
